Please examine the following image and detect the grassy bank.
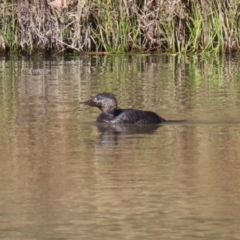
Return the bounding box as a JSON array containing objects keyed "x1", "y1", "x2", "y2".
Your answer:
[{"x1": 0, "y1": 0, "x2": 240, "y2": 54}]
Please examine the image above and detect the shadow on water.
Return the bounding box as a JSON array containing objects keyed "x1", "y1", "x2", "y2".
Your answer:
[{"x1": 94, "y1": 118, "x2": 240, "y2": 148}]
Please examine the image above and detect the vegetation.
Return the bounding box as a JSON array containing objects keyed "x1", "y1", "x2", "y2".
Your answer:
[{"x1": 0, "y1": 0, "x2": 240, "y2": 54}]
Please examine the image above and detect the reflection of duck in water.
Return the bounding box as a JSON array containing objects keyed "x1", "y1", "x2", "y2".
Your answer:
[
  {"x1": 96, "y1": 122, "x2": 161, "y2": 135},
  {"x1": 96, "y1": 123, "x2": 162, "y2": 147},
  {"x1": 82, "y1": 92, "x2": 167, "y2": 124}
]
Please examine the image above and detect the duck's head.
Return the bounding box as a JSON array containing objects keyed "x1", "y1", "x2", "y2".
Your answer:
[{"x1": 83, "y1": 92, "x2": 117, "y2": 114}]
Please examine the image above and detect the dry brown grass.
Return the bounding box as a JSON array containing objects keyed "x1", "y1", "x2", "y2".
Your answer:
[{"x1": 0, "y1": 0, "x2": 240, "y2": 54}]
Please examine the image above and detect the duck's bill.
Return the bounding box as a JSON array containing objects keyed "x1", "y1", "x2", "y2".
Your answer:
[{"x1": 80, "y1": 99, "x2": 96, "y2": 106}]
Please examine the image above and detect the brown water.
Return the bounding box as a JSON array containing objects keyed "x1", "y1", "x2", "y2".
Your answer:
[{"x1": 0, "y1": 54, "x2": 240, "y2": 239}]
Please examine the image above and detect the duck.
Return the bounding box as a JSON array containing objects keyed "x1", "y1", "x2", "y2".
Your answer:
[{"x1": 82, "y1": 92, "x2": 167, "y2": 124}]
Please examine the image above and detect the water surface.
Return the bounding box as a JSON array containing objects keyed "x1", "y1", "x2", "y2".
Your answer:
[{"x1": 0, "y1": 54, "x2": 240, "y2": 239}]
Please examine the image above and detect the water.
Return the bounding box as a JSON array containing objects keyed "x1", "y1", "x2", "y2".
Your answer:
[{"x1": 0, "y1": 54, "x2": 240, "y2": 239}]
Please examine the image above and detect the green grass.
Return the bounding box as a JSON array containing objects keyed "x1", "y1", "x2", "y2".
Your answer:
[{"x1": 0, "y1": 0, "x2": 240, "y2": 54}]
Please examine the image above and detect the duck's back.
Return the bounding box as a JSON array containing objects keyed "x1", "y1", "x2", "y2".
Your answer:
[{"x1": 97, "y1": 109, "x2": 166, "y2": 124}]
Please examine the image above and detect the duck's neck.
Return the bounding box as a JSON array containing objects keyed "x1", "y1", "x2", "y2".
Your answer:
[{"x1": 102, "y1": 106, "x2": 118, "y2": 115}]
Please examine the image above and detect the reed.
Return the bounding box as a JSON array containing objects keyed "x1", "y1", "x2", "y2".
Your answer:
[{"x1": 0, "y1": 0, "x2": 240, "y2": 54}]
